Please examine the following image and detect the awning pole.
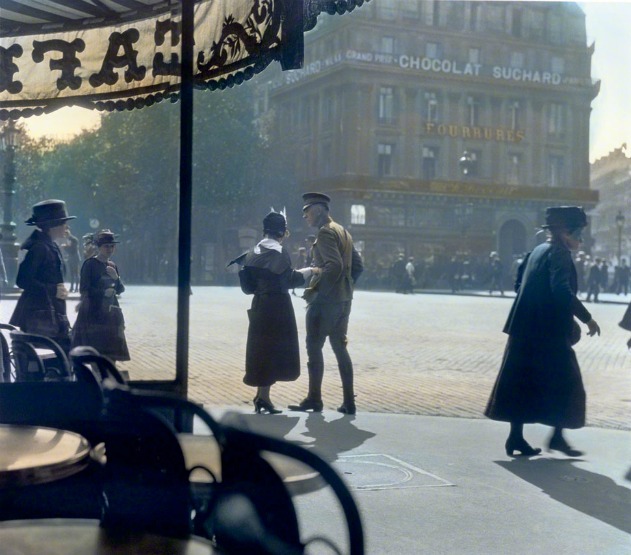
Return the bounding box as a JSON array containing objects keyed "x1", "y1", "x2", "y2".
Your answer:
[{"x1": 176, "y1": 0, "x2": 194, "y2": 398}]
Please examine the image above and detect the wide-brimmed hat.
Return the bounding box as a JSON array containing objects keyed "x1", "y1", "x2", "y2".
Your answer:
[
  {"x1": 94, "y1": 229, "x2": 120, "y2": 246},
  {"x1": 541, "y1": 206, "x2": 587, "y2": 230},
  {"x1": 263, "y1": 212, "x2": 286, "y2": 236},
  {"x1": 302, "y1": 192, "x2": 331, "y2": 211},
  {"x1": 25, "y1": 199, "x2": 76, "y2": 227}
]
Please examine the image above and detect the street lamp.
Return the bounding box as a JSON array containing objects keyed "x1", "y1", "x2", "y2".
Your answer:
[
  {"x1": 616, "y1": 210, "x2": 625, "y2": 263},
  {"x1": 0, "y1": 120, "x2": 21, "y2": 284},
  {"x1": 458, "y1": 150, "x2": 474, "y2": 178}
]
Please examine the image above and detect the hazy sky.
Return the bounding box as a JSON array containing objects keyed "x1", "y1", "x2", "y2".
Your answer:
[{"x1": 22, "y1": 1, "x2": 631, "y2": 163}]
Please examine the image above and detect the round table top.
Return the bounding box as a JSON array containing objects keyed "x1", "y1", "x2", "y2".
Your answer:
[
  {"x1": 0, "y1": 519, "x2": 217, "y2": 554},
  {"x1": 0, "y1": 424, "x2": 91, "y2": 487}
]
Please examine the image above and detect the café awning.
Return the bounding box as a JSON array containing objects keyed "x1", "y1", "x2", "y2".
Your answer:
[{"x1": 0, "y1": 0, "x2": 368, "y2": 119}]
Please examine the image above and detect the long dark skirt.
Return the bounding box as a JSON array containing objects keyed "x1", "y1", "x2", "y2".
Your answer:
[
  {"x1": 244, "y1": 292, "x2": 300, "y2": 387},
  {"x1": 484, "y1": 336, "x2": 586, "y2": 429}
]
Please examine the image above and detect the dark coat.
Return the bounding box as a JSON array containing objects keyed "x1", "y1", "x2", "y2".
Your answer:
[
  {"x1": 240, "y1": 244, "x2": 305, "y2": 387},
  {"x1": 10, "y1": 230, "x2": 70, "y2": 344},
  {"x1": 71, "y1": 257, "x2": 129, "y2": 361},
  {"x1": 485, "y1": 241, "x2": 592, "y2": 428}
]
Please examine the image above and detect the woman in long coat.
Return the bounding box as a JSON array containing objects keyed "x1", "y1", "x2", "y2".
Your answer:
[
  {"x1": 239, "y1": 211, "x2": 316, "y2": 414},
  {"x1": 10, "y1": 200, "x2": 75, "y2": 353},
  {"x1": 485, "y1": 206, "x2": 600, "y2": 457},
  {"x1": 72, "y1": 229, "x2": 130, "y2": 361}
]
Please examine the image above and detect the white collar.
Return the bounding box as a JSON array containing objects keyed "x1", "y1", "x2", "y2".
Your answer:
[{"x1": 254, "y1": 237, "x2": 282, "y2": 254}]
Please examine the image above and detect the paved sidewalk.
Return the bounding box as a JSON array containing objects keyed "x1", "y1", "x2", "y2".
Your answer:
[{"x1": 203, "y1": 407, "x2": 631, "y2": 555}]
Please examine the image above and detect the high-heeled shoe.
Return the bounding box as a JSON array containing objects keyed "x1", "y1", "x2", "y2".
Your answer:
[
  {"x1": 505, "y1": 438, "x2": 542, "y2": 457},
  {"x1": 254, "y1": 398, "x2": 282, "y2": 414},
  {"x1": 547, "y1": 436, "x2": 583, "y2": 457}
]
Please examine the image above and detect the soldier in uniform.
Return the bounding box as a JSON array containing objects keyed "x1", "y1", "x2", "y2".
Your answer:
[{"x1": 289, "y1": 193, "x2": 364, "y2": 415}]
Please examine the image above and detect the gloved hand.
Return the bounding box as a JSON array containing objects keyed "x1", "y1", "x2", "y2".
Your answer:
[
  {"x1": 56, "y1": 283, "x2": 69, "y2": 300},
  {"x1": 105, "y1": 266, "x2": 119, "y2": 280}
]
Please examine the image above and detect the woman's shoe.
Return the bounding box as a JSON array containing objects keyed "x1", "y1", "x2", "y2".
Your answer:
[
  {"x1": 547, "y1": 436, "x2": 583, "y2": 457},
  {"x1": 254, "y1": 398, "x2": 282, "y2": 414},
  {"x1": 505, "y1": 438, "x2": 542, "y2": 457}
]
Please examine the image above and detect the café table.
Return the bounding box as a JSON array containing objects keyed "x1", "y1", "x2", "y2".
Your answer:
[
  {"x1": 0, "y1": 519, "x2": 216, "y2": 554},
  {"x1": 178, "y1": 433, "x2": 323, "y2": 496},
  {"x1": 0, "y1": 424, "x2": 91, "y2": 487}
]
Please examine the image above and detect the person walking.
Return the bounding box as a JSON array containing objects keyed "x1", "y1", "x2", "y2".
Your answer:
[
  {"x1": 289, "y1": 192, "x2": 363, "y2": 415},
  {"x1": 488, "y1": 251, "x2": 505, "y2": 296},
  {"x1": 71, "y1": 229, "x2": 130, "y2": 361},
  {"x1": 237, "y1": 211, "x2": 316, "y2": 414},
  {"x1": 10, "y1": 200, "x2": 75, "y2": 353},
  {"x1": 63, "y1": 228, "x2": 81, "y2": 293},
  {"x1": 390, "y1": 253, "x2": 406, "y2": 293},
  {"x1": 485, "y1": 206, "x2": 600, "y2": 457},
  {"x1": 403, "y1": 256, "x2": 416, "y2": 294},
  {"x1": 618, "y1": 258, "x2": 630, "y2": 295},
  {"x1": 585, "y1": 257, "x2": 601, "y2": 302}
]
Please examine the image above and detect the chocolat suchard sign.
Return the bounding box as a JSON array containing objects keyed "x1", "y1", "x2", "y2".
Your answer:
[{"x1": 283, "y1": 49, "x2": 589, "y2": 87}]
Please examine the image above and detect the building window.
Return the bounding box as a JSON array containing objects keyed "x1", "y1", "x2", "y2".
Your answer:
[
  {"x1": 487, "y1": 3, "x2": 506, "y2": 32},
  {"x1": 425, "y1": 42, "x2": 440, "y2": 59},
  {"x1": 470, "y1": 2, "x2": 481, "y2": 31},
  {"x1": 378, "y1": 86, "x2": 395, "y2": 123},
  {"x1": 374, "y1": 205, "x2": 405, "y2": 227},
  {"x1": 507, "y1": 153, "x2": 521, "y2": 185},
  {"x1": 422, "y1": 146, "x2": 438, "y2": 180},
  {"x1": 381, "y1": 36, "x2": 395, "y2": 54},
  {"x1": 322, "y1": 93, "x2": 336, "y2": 124},
  {"x1": 510, "y1": 100, "x2": 520, "y2": 130},
  {"x1": 510, "y1": 51, "x2": 524, "y2": 69},
  {"x1": 547, "y1": 103, "x2": 565, "y2": 135},
  {"x1": 401, "y1": 0, "x2": 419, "y2": 19},
  {"x1": 377, "y1": 0, "x2": 396, "y2": 20},
  {"x1": 551, "y1": 56, "x2": 564, "y2": 74},
  {"x1": 467, "y1": 96, "x2": 480, "y2": 127},
  {"x1": 424, "y1": 92, "x2": 439, "y2": 122},
  {"x1": 351, "y1": 205, "x2": 366, "y2": 225},
  {"x1": 548, "y1": 14, "x2": 562, "y2": 45},
  {"x1": 321, "y1": 142, "x2": 332, "y2": 176},
  {"x1": 548, "y1": 155, "x2": 564, "y2": 187},
  {"x1": 511, "y1": 7, "x2": 522, "y2": 37},
  {"x1": 468, "y1": 48, "x2": 480, "y2": 64},
  {"x1": 378, "y1": 143, "x2": 394, "y2": 176}
]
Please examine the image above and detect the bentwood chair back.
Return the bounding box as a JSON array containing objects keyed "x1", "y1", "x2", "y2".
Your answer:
[{"x1": 9, "y1": 331, "x2": 71, "y2": 382}]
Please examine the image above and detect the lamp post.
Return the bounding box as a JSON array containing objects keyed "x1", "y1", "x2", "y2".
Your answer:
[
  {"x1": 0, "y1": 120, "x2": 21, "y2": 284},
  {"x1": 458, "y1": 150, "x2": 474, "y2": 178},
  {"x1": 616, "y1": 210, "x2": 625, "y2": 263}
]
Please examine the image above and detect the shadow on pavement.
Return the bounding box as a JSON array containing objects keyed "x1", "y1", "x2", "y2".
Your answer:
[
  {"x1": 496, "y1": 458, "x2": 631, "y2": 534},
  {"x1": 299, "y1": 413, "x2": 376, "y2": 464}
]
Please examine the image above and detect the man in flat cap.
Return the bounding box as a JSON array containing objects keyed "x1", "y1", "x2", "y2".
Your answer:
[{"x1": 289, "y1": 192, "x2": 364, "y2": 414}]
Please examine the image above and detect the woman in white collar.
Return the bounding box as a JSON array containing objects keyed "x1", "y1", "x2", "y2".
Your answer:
[{"x1": 239, "y1": 211, "x2": 319, "y2": 413}]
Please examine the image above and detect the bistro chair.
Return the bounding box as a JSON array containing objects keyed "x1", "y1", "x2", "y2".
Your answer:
[
  {"x1": 97, "y1": 379, "x2": 364, "y2": 555},
  {"x1": 9, "y1": 331, "x2": 71, "y2": 382},
  {"x1": 0, "y1": 324, "x2": 17, "y2": 383}
]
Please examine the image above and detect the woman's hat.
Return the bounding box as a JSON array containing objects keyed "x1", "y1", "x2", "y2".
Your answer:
[
  {"x1": 25, "y1": 199, "x2": 76, "y2": 226},
  {"x1": 94, "y1": 229, "x2": 120, "y2": 246},
  {"x1": 263, "y1": 212, "x2": 286, "y2": 235},
  {"x1": 542, "y1": 206, "x2": 587, "y2": 230}
]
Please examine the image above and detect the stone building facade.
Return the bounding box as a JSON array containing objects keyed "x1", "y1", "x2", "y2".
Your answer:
[{"x1": 261, "y1": 1, "x2": 599, "y2": 286}]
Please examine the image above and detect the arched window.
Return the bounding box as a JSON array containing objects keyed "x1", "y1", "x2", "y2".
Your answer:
[{"x1": 351, "y1": 205, "x2": 366, "y2": 225}]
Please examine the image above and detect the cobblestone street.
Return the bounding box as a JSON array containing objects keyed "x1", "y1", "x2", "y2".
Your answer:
[{"x1": 3, "y1": 287, "x2": 630, "y2": 430}]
